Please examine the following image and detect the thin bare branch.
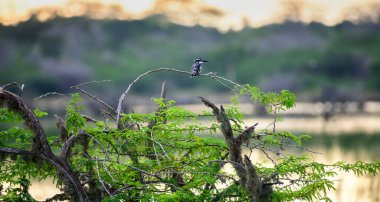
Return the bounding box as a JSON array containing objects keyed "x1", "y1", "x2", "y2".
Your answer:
[
  {"x1": 71, "y1": 85, "x2": 116, "y2": 114},
  {"x1": 259, "y1": 148, "x2": 277, "y2": 165},
  {"x1": 85, "y1": 133, "x2": 111, "y2": 160},
  {"x1": 150, "y1": 132, "x2": 161, "y2": 165},
  {"x1": 101, "y1": 158, "x2": 116, "y2": 183},
  {"x1": 81, "y1": 114, "x2": 98, "y2": 123},
  {"x1": 160, "y1": 80, "x2": 167, "y2": 101},
  {"x1": 205, "y1": 72, "x2": 243, "y2": 89},
  {"x1": 150, "y1": 134, "x2": 170, "y2": 160},
  {"x1": 1, "y1": 82, "x2": 18, "y2": 90},
  {"x1": 72, "y1": 80, "x2": 112, "y2": 88},
  {"x1": 34, "y1": 92, "x2": 68, "y2": 101},
  {"x1": 94, "y1": 157, "x2": 112, "y2": 196},
  {"x1": 204, "y1": 72, "x2": 236, "y2": 91}
]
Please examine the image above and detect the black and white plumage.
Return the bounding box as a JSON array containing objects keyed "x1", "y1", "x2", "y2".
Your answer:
[{"x1": 190, "y1": 58, "x2": 209, "y2": 77}]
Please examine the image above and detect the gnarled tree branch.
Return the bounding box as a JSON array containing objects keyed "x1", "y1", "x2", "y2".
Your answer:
[
  {"x1": 0, "y1": 86, "x2": 90, "y2": 202},
  {"x1": 0, "y1": 87, "x2": 49, "y2": 154},
  {"x1": 199, "y1": 96, "x2": 272, "y2": 202},
  {"x1": 0, "y1": 147, "x2": 34, "y2": 156}
]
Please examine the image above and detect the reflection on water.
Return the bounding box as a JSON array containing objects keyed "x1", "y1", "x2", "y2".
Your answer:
[
  {"x1": 307, "y1": 134, "x2": 380, "y2": 202},
  {"x1": 244, "y1": 115, "x2": 380, "y2": 135},
  {"x1": 314, "y1": 146, "x2": 380, "y2": 202}
]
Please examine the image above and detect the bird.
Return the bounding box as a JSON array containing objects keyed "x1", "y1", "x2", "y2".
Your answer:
[{"x1": 190, "y1": 58, "x2": 209, "y2": 77}]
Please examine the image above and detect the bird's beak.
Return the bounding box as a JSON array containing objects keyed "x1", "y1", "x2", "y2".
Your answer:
[{"x1": 203, "y1": 60, "x2": 209, "y2": 63}]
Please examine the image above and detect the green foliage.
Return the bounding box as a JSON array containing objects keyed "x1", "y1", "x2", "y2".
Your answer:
[
  {"x1": 32, "y1": 108, "x2": 48, "y2": 118},
  {"x1": 240, "y1": 84, "x2": 297, "y2": 112},
  {"x1": 1, "y1": 82, "x2": 379, "y2": 201},
  {"x1": 0, "y1": 108, "x2": 22, "y2": 123},
  {"x1": 335, "y1": 161, "x2": 380, "y2": 176},
  {"x1": 0, "y1": 108, "x2": 35, "y2": 149},
  {"x1": 0, "y1": 127, "x2": 33, "y2": 148},
  {"x1": 65, "y1": 93, "x2": 86, "y2": 135},
  {"x1": 261, "y1": 131, "x2": 311, "y2": 147},
  {"x1": 264, "y1": 156, "x2": 380, "y2": 201},
  {"x1": 89, "y1": 98, "x2": 232, "y2": 201}
]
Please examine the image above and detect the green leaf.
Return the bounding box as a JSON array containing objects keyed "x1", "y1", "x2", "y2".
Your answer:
[
  {"x1": 32, "y1": 108, "x2": 48, "y2": 118},
  {"x1": 65, "y1": 93, "x2": 86, "y2": 134}
]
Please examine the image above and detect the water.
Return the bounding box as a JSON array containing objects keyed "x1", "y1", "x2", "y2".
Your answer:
[{"x1": 307, "y1": 134, "x2": 380, "y2": 202}]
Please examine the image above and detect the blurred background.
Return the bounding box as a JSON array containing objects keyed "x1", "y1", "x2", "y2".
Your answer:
[{"x1": 1, "y1": 0, "x2": 380, "y2": 201}]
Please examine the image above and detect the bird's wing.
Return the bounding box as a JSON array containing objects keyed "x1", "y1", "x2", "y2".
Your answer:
[{"x1": 191, "y1": 63, "x2": 201, "y2": 75}]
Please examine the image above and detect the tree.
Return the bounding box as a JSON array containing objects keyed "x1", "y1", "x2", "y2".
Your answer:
[{"x1": 1, "y1": 69, "x2": 379, "y2": 202}]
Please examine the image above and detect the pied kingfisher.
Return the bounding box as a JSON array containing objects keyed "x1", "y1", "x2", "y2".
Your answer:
[{"x1": 190, "y1": 58, "x2": 209, "y2": 77}]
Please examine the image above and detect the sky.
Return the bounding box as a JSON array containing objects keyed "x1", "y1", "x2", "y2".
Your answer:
[{"x1": 0, "y1": 0, "x2": 379, "y2": 31}]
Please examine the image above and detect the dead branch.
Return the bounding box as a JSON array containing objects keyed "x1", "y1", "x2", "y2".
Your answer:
[
  {"x1": 244, "y1": 155, "x2": 273, "y2": 202},
  {"x1": 204, "y1": 72, "x2": 243, "y2": 89},
  {"x1": 55, "y1": 115, "x2": 68, "y2": 143},
  {"x1": 235, "y1": 123, "x2": 258, "y2": 147},
  {"x1": 199, "y1": 96, "x2": 272, "y2": 202},
  {"x1": 197, "y1": 96, "x2": 220, "y2": 116},
  {"x1": 71, "y1": 85, "x2": 116, "y2": 114},
  {"x1": 160, "y1": 80, "x2": 167, "y2": 102},
  {"x1": 72, "y1": 80, "x2": 112, "y2": 88},
  {"x1": 1, "y1": 82, "x2": 18, "y2": 90},
  {"x1": 81, "y1": 114, "x2": 98, "y2": 123},
  {"x1": 34, "y1": 92, "x2": 68, "y2": 101}
]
